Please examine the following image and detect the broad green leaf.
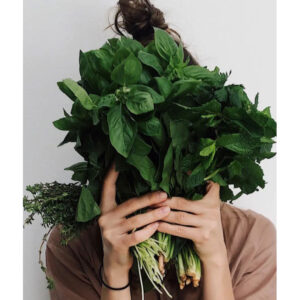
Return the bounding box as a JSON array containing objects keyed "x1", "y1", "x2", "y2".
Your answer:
[
  {"x1": 170, "y1": 119, "x2": 190, "y2": 148},
  {"x1": 130, "y1": 135, "x2": 152, "y2": 156},
  {"x1": 129, "y1": 84, "x2": 164, "y2": 104},
  {"x1": 200, "y1": 140, "x2": 216, "y2": 156},
  {"x1": 113, "y1": 47, "x2": 132, "y2": 66},
  {"x1": 186, "y1": 164, "x2": 205, "y2": 190},
  {"x1": 217, "y1": 133, "x2": 259, "y2": 154},
  {"x1": 154, "y1": 77, "x2": 172, "y2": 98},
  {"x1": 120, "y1": 36, "x2": 143, "y2": 54},
  {"x1": 107, "y1": 104, "x2": 137, "y2": 157},
  {"x1": 111, "y1": 54, "x2": 142, "y2": 86},
  {"x1": 154, "y1": 28, "x2": 178, "y2": 61},
  {"x1": 127, "y1": 153, "x2": 157, "y2": 190},
  {"x1": 126, "y1": 91, "x2": 154, "y2": 115},
  {"x1": 138, "y1": 51, "x2": 163, "y2": 75},
  {"x1": 60, "y1": 79, "x2": 96, "y2": 110},
  {"x1": 76, "y1": 186, "x2": 100, "y2": 222},
  {"x1": 171, "y1": 79, "x2": 203, "y2": 98},
  {"x1": 57, "y1": 81, "x2": 77, "y2": 101},
  {"x1": 160, "y1": 144, "x2": 173, "y2": 194},
  {"x1": 64, "y1": 162, "x2": 88, "y2": 184},
  {"x1": 90, "y1": 94, "x2": 117, "y2": 108},
  {"x1": 138, "y1": 117, "x2": 161, "y2": 136},
  {"x1": 53, "y1": 116, "x2": 86, "y2": 131}
]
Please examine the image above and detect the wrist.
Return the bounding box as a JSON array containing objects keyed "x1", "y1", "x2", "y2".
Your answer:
[{"x1": 102, "y1": 262, "x2": 130, "y2": 287}]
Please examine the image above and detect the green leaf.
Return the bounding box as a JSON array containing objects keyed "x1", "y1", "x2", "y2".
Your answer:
[
  {"x1": 129, "y1": 84, "x2": 165, "y2": 104},
  {"x1": 186, "y1": 164, "x2": 205, "y2": 190},
  {"x1": 138, "y1": 117, "x2": 162, "y2": 136},
  {"x1": 160, "y1": 144, "x2": 173, "y2": 194},
  {"x1": 90, "y1": 93, "x2": 117, "y2": 108},
  {"x1": 127, "y1": 153, "x2": 157, "y2": 190},
  {"x1": 200, "y1": 140, "x2": 216, "y2": 156},
  {"x1": 107, "y1": 104, "x2": 137, "y2": 158},
  {"x1": 64, "y1": 162, "x2": 88, "y2": 184},
  {"x1": 154, "y1": 77, "x2": 172, "y2": 98},
  {"x1": 126, "y1": 91, "x2": 154, "y2": 115},
  {"x1": 130, "y1": 135, "x2": 152, "y2": 156},
  {"x1": 60, "y1": 79, "x2": 96, "y2": 110},
  {"x1": 57, "y1": 81, "x2": 77, "y2": 101},
  {"x1": 154, "y1": 28, "x2": 178, "y2": 61},
  {"x1": 217, "y1": 133, "x2": 259, "y2": 154},
  {"x1": 53, "y1": 116, "x2": 86, "y2": 131},
  {"x1": 111, "y1": 54, "x2": 142, "y2": 86},
  {"x1": 138, "y1": 51, "x2": 163, "y2": 75},
  {"x1": 171, "y1": 79, "x2": 203, "y2": 98},
  {"x1": 170, "y1": 119, "x2": 190, "y2": 148},
  {"x1": 76, "y1": 186, "x2": 100, "y2": 222},
  {"x1": 120, "y1": 36, "x2": 143, "y2": 54}
]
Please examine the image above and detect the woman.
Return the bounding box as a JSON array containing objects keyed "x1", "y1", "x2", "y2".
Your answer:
[{"x1": 46, "y1": 1, "x2": 276, "y2": 299}]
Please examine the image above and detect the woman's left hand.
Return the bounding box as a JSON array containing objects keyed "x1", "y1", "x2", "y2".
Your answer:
[{"x1": 157, "y1": 181, "x2": 227, "y2": 265}]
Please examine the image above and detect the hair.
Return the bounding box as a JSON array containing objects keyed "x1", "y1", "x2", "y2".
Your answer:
[{"x1": 111, "y1": 0, "x2": 199, "y2": 65}]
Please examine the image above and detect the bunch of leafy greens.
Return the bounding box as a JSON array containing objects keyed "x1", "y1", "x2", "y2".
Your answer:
[{"x1": 23, "y1": 28, "x2": 276, "y2": 297}]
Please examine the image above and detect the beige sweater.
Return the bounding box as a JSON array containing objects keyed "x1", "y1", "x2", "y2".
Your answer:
[{"x1": 46, "y1": 202, "x2": 276, "y2": 300}]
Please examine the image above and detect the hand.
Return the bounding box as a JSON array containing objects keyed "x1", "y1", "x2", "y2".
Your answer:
[
  {"x1": 157, "y1": 181, "x2": 227, "y2": 265},
  {"x1": 98, "y1": 163, "x2": 170, "y2": 285}
]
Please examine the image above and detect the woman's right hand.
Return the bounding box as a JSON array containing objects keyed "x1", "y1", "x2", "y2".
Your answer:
[{"x1": 98, "y1": 164, "x2": 170, "y2": 286}]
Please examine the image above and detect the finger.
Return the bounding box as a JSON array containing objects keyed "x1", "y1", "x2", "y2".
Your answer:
[
  {"x1": 122, "y1": 206, "x2": 170, "y2": 232},
  {"x1": 161, "y1": 210, "x2": 200, "y2": 227},
  {"x1": 157, "y1": 222, "x2": 197, "y2": 240},
  {"x1": 116, "y1": 191, "x2": 168, "y2": 217},
  {"x1": 100, "y1": 163, "x2": 119, "y2": 213},
  {"x1": 166, "y1": 197, "x2": 201, "y2": 214},
  {"x1": 201, "y1": 181, "x2": 221, "y2": 206},
  {"x1": 126, "y1": 222, "x2": 159, "y2": 247}
]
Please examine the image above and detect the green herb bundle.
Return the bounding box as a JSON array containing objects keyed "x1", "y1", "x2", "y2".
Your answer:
[{"x1": 24, "y1": 28, "x2": 276, "y2": 297}]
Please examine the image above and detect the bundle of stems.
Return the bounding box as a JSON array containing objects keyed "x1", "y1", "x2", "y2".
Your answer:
[
  {"x1": 175, "y1": 244, "x2": 201, "y2": 290},
  {"x1": 133, "y1": 237, "x2": 172, "y2": 298}
]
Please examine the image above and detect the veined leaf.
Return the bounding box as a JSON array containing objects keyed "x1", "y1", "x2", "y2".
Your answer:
[
  {"x1": 107, "y1": 104, "x2": 137, "y2": 157},
  {"x1": 138, "y1": 50, "x2": 163, "y2": 75},
  {"x1": 76, "y1": 186, "x2": 100, "y2": 222},
  {"x1": 126, "y1": 91, "x2": 154, "y2": 115},
  {"x1": 154, "y1": 28, "x2": 178, "y2": 61},
  {"x1": 60, "y1": 79, "x2": 96, "y2": 110},
  {"x1": 155, "y1": 77, "x2": 172, "y2": 98}
]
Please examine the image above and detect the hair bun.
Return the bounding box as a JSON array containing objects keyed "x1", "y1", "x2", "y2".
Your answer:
[{"x1": 115, "y1": 0, "x2": 169, "y2": 44}]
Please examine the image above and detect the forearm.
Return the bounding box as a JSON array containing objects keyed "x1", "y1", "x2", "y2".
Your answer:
[
  {"x1": 100, "y1": 264, "x2": 131, "y2": 300},
  {"x1": 202, "y1": 252, "x2": 235, "y2": 300}
]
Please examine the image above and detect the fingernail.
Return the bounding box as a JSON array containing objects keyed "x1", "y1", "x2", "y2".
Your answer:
[
  {"x1": 159, "y1": 192, "x2": 167, "y2": 200},
  {"x1": 159, "y1": 206, "x2": 170, "y2": 214}
]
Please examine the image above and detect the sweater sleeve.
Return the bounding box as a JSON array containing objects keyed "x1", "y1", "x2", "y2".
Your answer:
[
  {"x1": 45, "y1": 226, "x2": 102, "y2": 300},
  {"x1": 233, "y1": 218, "x2": 276, "y2": 300}
]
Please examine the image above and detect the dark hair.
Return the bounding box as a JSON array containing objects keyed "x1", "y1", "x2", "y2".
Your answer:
[{"x1": 111, "y1": 0, "x2": 198, "y2": 65}]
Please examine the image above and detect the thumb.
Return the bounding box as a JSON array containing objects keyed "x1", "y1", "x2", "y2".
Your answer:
[{"x1": 100, "y1": 162, "x2": 119, "y2": 214}]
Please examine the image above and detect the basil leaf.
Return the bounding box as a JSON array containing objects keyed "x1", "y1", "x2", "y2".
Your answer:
[
  {"x1": 160, "y1": 144, "x2": 173, "y2": 194},
  {"x1": 154, "y1": 28, "x2": 178, "y2": 61},
  {"x1": 138, "y1": 50, "x2": 163, "y2": 75},
  {"x1": 76, "y1": 186, "x2": 100, "y2": 222},
  {"x1": 111, "y1": 54, "x2": 142, "y2": 86},
  {"x1": 60, "y1": 79, "x2": 96, "y2": 110},
  {"x1": 126, "y1": 91, "x2": 154, "y2": 115},
  {"x1": 107, "y1": 104, "x2": 137, "y2": 157},
  {"x1": 155, "y1": 77, "x2": 172, "y2": 98}
]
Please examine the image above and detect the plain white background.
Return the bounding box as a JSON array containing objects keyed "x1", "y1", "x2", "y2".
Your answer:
[{"x1": 23, "y1": 0, "x2": 276, "y2": 299}]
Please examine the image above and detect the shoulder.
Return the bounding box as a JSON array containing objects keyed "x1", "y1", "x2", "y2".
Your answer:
[
  {"x1": 46, "y1": 221, "x2": 102, "y2": 271},
  {"x1": 221, "y1": 201, "x2": 276, "y2": 238},
  {"x1": 220, "y1": 202, "x2": 276, "y2": 259}
]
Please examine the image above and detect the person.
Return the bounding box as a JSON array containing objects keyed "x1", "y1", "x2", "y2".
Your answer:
[{"x1": 46, "y1": 1, "x2": 276, "y2": 299}]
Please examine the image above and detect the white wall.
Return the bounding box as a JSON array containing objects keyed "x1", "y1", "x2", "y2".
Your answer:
[{"x1": 23, "y1": 1, "x2": 276, "y2": 299}]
